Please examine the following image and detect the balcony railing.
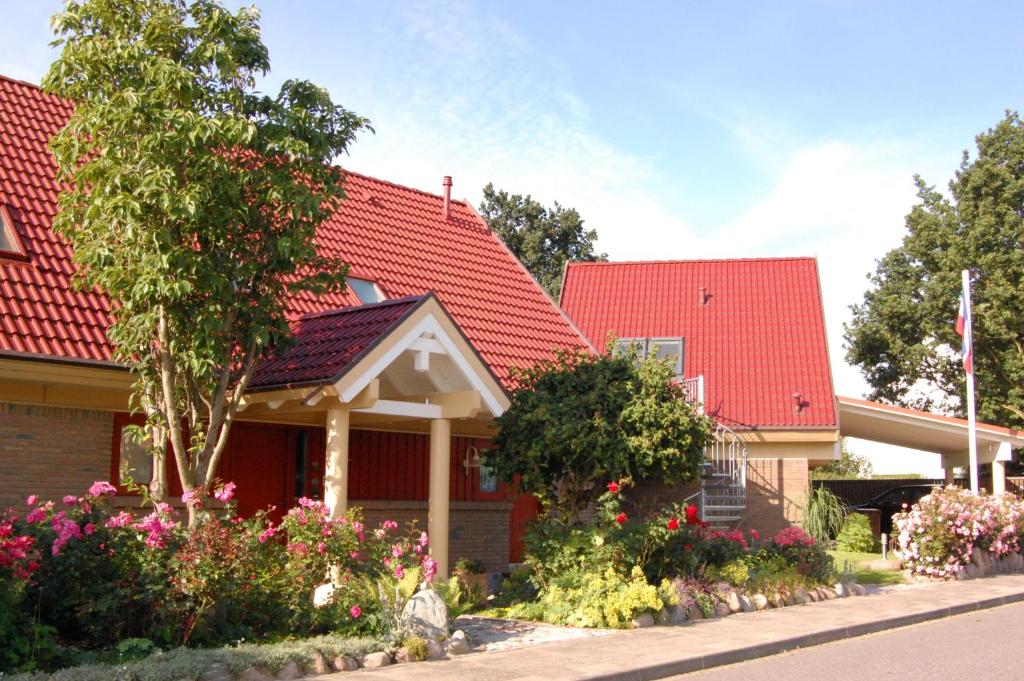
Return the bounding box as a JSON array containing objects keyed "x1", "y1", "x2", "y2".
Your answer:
[{"x1": 680, "y1": 375, "x2": 704, "y2": 413}]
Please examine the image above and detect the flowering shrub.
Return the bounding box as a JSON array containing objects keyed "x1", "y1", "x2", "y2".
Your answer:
[
  {"x1": 509, "y1": 567, "x2": 667, "y2": 628},
  {"x1": 1, "y1": 482, "x2": 439, "y2": 669},
  {"x1": 765, "y1": 526, "x2": 834, "y2": 583},
  {"x1": 894, "y1": 486, "x2": 1024, "y2": 578}
]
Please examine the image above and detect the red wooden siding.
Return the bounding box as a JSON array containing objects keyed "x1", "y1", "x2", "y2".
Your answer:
[{"x1": 347, "y1": 429, "x2": 502, "y2": 502}]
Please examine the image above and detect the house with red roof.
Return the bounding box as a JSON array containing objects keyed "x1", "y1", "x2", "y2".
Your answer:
[
  {"x1": 0, "y1": 73, "x2": 587, "y2": 575},
  {"x1": 561, "y1": 259, "x2": 1024, "y2": 534}
]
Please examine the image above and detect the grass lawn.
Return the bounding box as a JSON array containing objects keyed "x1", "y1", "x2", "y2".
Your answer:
[{"x1": 829, "y1": 549, "x2": 906, "y2": 586}]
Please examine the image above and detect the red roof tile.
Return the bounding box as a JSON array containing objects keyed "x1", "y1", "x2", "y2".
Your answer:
[
  {"x1": 560, "y1": 258, "x2": 837, "y2": 429},
  {"x1": 0, "y1": 75, "x2": 587, "y2": 387},
  {"x1": 250, "y1": 295, "x2": 424, "y2": 390}
]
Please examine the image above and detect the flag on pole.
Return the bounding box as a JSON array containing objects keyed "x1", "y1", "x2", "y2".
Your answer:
[{"x1": 956, "y1": 287, "x2": 973, "y2": 373}]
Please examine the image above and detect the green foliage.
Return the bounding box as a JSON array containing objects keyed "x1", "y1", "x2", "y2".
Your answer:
[
  {"x1": 491, "y1": 348, "x2": 712, "y2": 522},
  {"x1": 811, "y1": 441, "x2": 873, "y2": 480},
  {"x1": 845, "y1": 111, "x2": 1024, "y2": 428},
  {"x1": 431, "y1": 577, "x2": 477, "y2": 621},
  {"x1": 478, "y1": 183, "x2": 606, "y2": 297},
  {"x1": 802, "y1": 486, "x2": 848, "y2": 543},
  {"x1": 42, "y1": 0, "x2": 370, "y2": 510},
  {"x1": 401, "y1": 636, "x2": 428, "y2": 662},
  {"x1": 766, "y1": 528, "x2": 837, "y2": 584},
  {"x1": 508, "y1": 567, "x2": 664, "y2": 629},
  {"x1": 836, "y1": 513, "x2": 881, "y2": 553}
]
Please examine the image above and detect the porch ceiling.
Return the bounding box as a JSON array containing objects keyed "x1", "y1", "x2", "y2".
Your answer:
[{"x1": 837, "y1": 396, "x2": 1024, "y2": 456}]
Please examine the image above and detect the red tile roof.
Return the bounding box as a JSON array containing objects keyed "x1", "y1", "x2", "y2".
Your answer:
[
  {"x1": 0, "y1": 75, "x2": 587, "y2": 387},
  {"x1": 560, "y1": 258, "x2": 837, "y2": 429},
  {"x1": 250, "y1": 296, "x2": 424, "y2": 390}
]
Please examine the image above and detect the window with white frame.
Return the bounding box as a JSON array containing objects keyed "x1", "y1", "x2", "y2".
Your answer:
[
  {"x1": 345, "y1": 277, "x2": 386, "y2": 304},
  {"x1": 118, "y1": 426, "x2": 153, "y2": 486},
  {"x1": 614, "y1": 337, "x2": 685, "y2": 376}
]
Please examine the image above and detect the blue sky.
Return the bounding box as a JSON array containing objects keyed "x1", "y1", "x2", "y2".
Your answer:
[{"x1": 2, "y1": 0, "x2": 1022, "y2": 473}]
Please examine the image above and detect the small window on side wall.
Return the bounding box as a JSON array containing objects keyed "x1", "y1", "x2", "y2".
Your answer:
[
  {"x1": 478, "y1": 464, "x2": 498, "y2": 494},
  {"x1": 119, "y1": 426, "x2": 153, "y2": 487}
]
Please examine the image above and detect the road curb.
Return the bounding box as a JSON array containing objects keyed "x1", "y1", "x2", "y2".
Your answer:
[{"x1": 582, "y1": 589, "x2": 1024, "y2": 681}]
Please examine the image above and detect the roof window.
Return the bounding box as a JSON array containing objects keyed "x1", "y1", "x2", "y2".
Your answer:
[
  {"x1": 346, "y1": 277, "x2": 386, "y2": 304},
  {"x1": 0, "y1": 205, "x2": 26, "y2": 260},
  {"x1": 614, "y1": 337, "x2": 685, "y2": 376}
]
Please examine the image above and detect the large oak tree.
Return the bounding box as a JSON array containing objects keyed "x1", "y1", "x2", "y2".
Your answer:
[
  {"x1": 845, "y1": 112, "x2": 1024, "y2": 428},
  {"x1": 44, "y1": 0, "x2": 369, "y2": 520}
]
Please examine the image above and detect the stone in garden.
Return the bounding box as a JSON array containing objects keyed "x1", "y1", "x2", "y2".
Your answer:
[
  {"x1": 426, "y1": 639, "x2": 447, "y2": 660},
  {"x1": 770, "y1": 593, "x2": 786, "y2": 608},
  {"x1": 395, "y1": 647, "x2": 412, "y2": 664},
  {"x1": 685, "y1": 605, "x2": 705, "y2": 620},
  {"x1": 822, "y1": 588, "x2": 837, "y2": 600},
  {"x1": 399, "y1": 588, "x2": 449, "y2": 640},
  {"x1": 362, "y1": 652, "x2": 392, "y2": 669},
  {"x1": 851, "y1": 583, "x2": 867, "y2": 596},
  {"x1": 446, "y1": 630, "x2": 472, "y2": 655},
  {"x1": 238, "y1": 669, "x2": 275, "y2": 681},
  {"x1": 199, "y1": 664, "x2": 233, "y2": 681},
  {"x1": 793, "y1": 589, "x2": 808, "y2": 605},
  {"x1": 738, "y1": 595, "x2": 755, "y2": 612},
  {"x1": 275, "y1": 661, "x2": 303, "y2": 680},
  {"x1": 655, "y1": 608, "x2": 670, "y2": 625},
  {"x1": 331, "y1": 656, "x2": 359, "y2": 672},
  {"x1": 306, "y1": 652, "x2": 329, "y2": 675},
  {"x1": 832, "y1": 583, "x2": 848, "y2": 598},
  {"x1": 667, "y1": 604, "x2": 688, "y2": 623},
  {"x1": 312, "y1": 582, "x2": 335, "y2": 608},
  {"x1": 631, "y1": 612, "x2": 655, "y2": 628},
  {"x1": 725, "y1": 591, "x2": 742, "y2": 613},
  {"x1": 752, "y1": 594, "x2": 769, "y2": 610},
  {"x1": 784, "y1": 594, "x2": 796, "y2": 607},
  {"x1": 955, "y1": 568, "x2": 968, "y2": 581},
  {"x1": 806, "y1": 590, "x2": 818, "y2": 602},
  {"x1": 713, "y1": 602, "x2": 732, "y2": 618},
  {"x1": 965, "y1": 564, "x2": 980, "y2": 579}
]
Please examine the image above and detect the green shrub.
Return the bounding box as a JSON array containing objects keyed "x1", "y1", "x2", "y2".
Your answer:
[
  {"x1": 836, "y1": 513, "x2": 880, "y2": 553},
  {"x1": 765, "y1": 527, "x2": 836, "y2": 584},
  {"x1": 401, "y1": 636, "x2": 428, "y2": 661},
  {"x1": 802, "y1": 486, "x2": 848, "y2": 543}
]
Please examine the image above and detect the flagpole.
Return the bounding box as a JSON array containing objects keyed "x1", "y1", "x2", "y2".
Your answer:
[{"x1": 963, "y1": 269, "x2": 979, "y2": 494}]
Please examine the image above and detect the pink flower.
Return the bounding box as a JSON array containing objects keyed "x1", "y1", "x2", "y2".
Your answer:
[
  {"x1": 25, "y1": 507, "x2": 47, "y2": 524},
  {"x1": 213, "y1": 482, "x2": 236, "y2": 502},
  {"x1": 615, "y1": 512, "x2": 628, "y2": 525},
  {"x1": 25, "y1": 495, "x2": 38, "y2": 506},
  {"x1": 391, "y1": 544, "x2": 404, "y2": 558},
  {"x1": 62, "y1": 495, "x2": 79, "y2": 506},
  {"x1": 105, "y1": 511, "x2": 133, "y2": 528},
  {"x1": 350, "y1": 604, "x2": 362, "y2": 619},
  {"x1": 421, "y1": 556, "x2": 438, "y2": 582},
  {"x1": 258, "y1": 526, "x2": 277, "y2": 543},
  {"x1": 418, "y1": 531, "x2": 429, "y2": 547},
  {"x1": 287, "y1": 542, "x2": 308, "y2": 556},
  {"x1": 181, "y1": 488, "x2": 202, "y2": 507},
  {"x1": 749, "y1": 529, "x2": 760, "y2": 541},
  {"x1": 382, "y1": 520, "x2": 399, "y2": 531},
  {"x1": 88, "y1": 481, "x2": 118, "y2": 497},
  {"x1": 83, "y1": 523, "x2": 96, "y2": 535},
  {"x1": 393, "y1": 564, "x2": 405, "y2": 579},
  {"x1": 318, "y1": 541, "x2": 327, "y2": 555}
]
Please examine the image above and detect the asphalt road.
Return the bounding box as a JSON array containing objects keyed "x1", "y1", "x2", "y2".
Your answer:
[{"x1": 674, "y1": 600, "x2": 1024, "y2": 680}]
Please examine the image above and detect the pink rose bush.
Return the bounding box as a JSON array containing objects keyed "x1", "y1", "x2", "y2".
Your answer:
[
  {"x1": 895, "y1": 486, "x2": 1024, "y2": 579},
  {"x1": 2, "y1": 480, "x2": 438, "y2": 657}
]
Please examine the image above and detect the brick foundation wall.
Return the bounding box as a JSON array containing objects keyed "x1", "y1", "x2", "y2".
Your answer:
[
  {"x1": 0, "y1": 403, "x2": 114, "y2": 510},
  {"x1": 356, "y1": 499, "x2": 511, "y2": 573},
  {"x1": 743, "y1": 458, "x2": 809, "y2": 537}
]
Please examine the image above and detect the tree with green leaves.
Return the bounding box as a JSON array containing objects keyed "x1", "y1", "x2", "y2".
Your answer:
[
  {"x1": 845, "y1": 112, "x2": 1024, "y2": 427},
  {"x1": 44, "y1": 0, "x2": 370, "y2": 521},
  {"x1": 811, "y1": 439, "x2": 873, "y2": 480},
  {"x1": 478, "y1": 183, "x2": 606, "y2": 298},
  {"x1": 489, "y1": 348, "x2": 712, "y2": 524}
]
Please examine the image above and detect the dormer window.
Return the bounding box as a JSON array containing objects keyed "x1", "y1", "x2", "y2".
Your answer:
[
  {"x1": 614, "y1": 337, "x2": 685, "y2": 376},
  {"x1": 0, "y1": 205, "x2": 26, "y2": 260},
  {"x1": 346, "y1": 277, "x2": 385, "y2": 304}
]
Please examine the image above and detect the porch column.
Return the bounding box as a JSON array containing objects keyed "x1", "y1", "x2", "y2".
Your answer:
[
  {"x1": 993, "y1": 460, "x2": 1007, "y2": 496},
  {"x1": 325, "y1": 407, "x2": 350, "y2": 516},
  {"x1": 429, "y1": 418, "x2": 451, "y2": 580}
]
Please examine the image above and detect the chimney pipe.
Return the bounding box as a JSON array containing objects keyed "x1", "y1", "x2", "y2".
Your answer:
[{"x1": 442, "y1": 176, "x2": 452, "y2": 221}]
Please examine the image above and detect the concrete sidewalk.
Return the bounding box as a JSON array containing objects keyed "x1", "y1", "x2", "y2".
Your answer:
[{"x1": 333, "y1": 574, "x2": 1024, "y2": 680}]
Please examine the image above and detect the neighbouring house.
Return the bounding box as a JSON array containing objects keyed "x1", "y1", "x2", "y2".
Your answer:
[
  {"x1": 0, "y1": 73, "x2": 590, "y2": 576},
  {"x1": 560, "y1": 259, "x2": 1024, "y2": 535}
]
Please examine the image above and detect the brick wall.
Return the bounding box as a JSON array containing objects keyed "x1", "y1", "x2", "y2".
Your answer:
[
  {"x1": 356, "y1": 499, "x2": 511, "y2": 573},
  {"x1": 0, "y1": 402, "x2": 114, "y2": 510},
  {"x1": 744, "y1": 457, "x2": 809, "y2": 537}
]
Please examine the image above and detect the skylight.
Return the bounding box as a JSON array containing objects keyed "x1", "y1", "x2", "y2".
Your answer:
[
  {"x1": 346, "y1": 277, "x2": 385, "y2": 304},
  {"x1": 0, "y1": 205, "x2": 26, "y2": 258}
]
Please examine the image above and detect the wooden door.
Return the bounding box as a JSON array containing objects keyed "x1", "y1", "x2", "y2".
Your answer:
[{"x1": 227, "y1": 424, "x2": 290, "y2": 522}]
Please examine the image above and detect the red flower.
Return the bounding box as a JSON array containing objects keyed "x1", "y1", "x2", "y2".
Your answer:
[
  {"x1": 607, "y1": 481, "x2": 620, "y2": 494},
  {"x1": 685, "y1": 504, "x2": 701, "y2": 525},
  {"x1": 615, "y1": 512, "x2": 628, "y2": 525},
  {"x1": 683, "y1": 543, "x2": 694, "y2": 551},
  {"x1": 667, "y1": 518, "x2": 679, "y2": 531},
  {"x1": 749, "y1": 529, "x2": 760, "y2": 541}
]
